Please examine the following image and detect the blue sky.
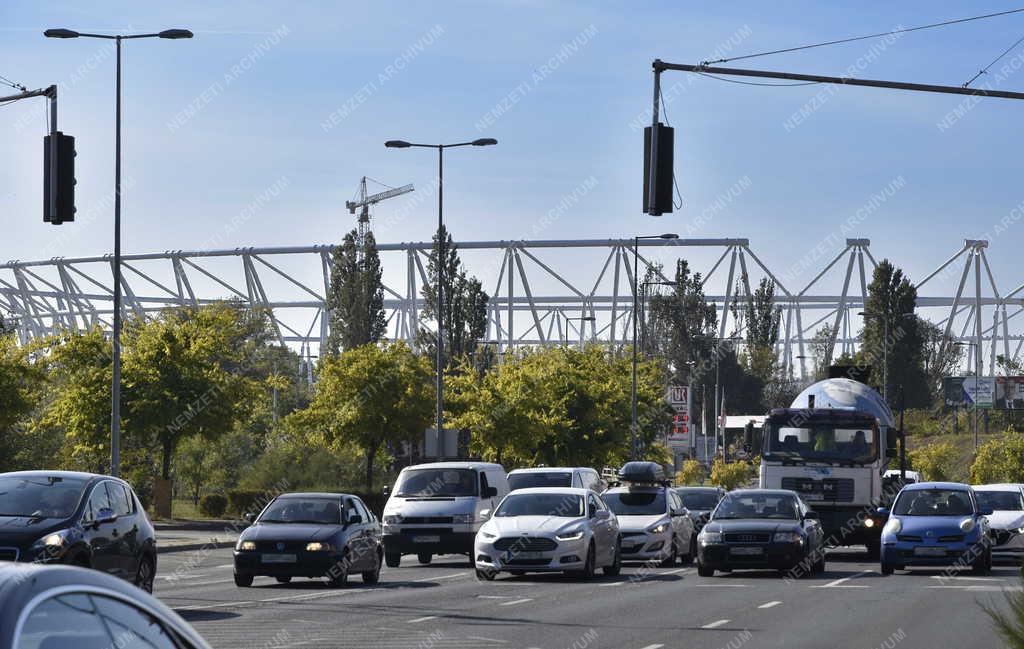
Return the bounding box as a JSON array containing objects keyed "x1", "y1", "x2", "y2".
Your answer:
[{"x1": 2, "y1": 1, "x2": 1023, "y2": 304}]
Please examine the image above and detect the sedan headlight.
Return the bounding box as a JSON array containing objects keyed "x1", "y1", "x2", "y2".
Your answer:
[
  {"x1": 236, "y1": 540, "x2": 256, "y2": 552},
  {"x1": 40, "y1": 532, "x2": 66, "y2": 548},
  {"x1": 555, "y1": 529, "x2": 585, "y2": 541},
  {"x1": 452, "y1": 514, "x2": 474, "y2": 524},
  {"x1": 883, "y1": 518, "x2": 902, "y2": 535},
  {"x1": 772, "y1": 531, "x2": 804, "y2": 544},
  {"x1": 480, "y1": 530, "x2": 497, "y2": 540},
  {"x1": 305, "y1": 542, "x2": 332, "y2": 552},
  {"x1": 383, "y1": 515, "x2": 403, "y2": 525},
  {"x1": 647, "y1": 520, "x2": 671, "y2": 535},
  {"x1": 699, "y1": 531, "x2": 723, "y2": 544},
  {"x1": 959, "y1": 518, "x2": 976, "y2": 533}
]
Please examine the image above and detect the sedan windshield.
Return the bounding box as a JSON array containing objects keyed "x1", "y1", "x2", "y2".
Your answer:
[
  {"x1": 0, "y1": 476, "x2": 86, "y2": 519},
  {"x1": 975, "y1": 490, "x2": 1024, "y2": 512},
  {"x1": 495, "y1": 493, "x2": 584, "y2": 518},
  {"x1": 259, "y1": 498, "x2": 340, "y2": 524},
  {"x1": 602, "y1": 491, "x2": 666, "y2": 516},
  {"x1": 713, "y1": 494, "x2": 800, "y2": 520},
  {"x1": 508, "y1": 472, "x2": 572, "y2": 491},
  {"x1": 394, "y1": 469, "x2": 478, "y2": 497},
  {"x1": 678, "y1": 492, "x2": 720, "y2": 510},
  {"x1": 892, "y1": 489, "x2": 974, "y2": 516}
]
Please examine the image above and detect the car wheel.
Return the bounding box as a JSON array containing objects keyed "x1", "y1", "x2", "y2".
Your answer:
[
  {"x1": 234, "y1": 573, "x2": 254, "y2": 587},
  {"x1": 972, "y1": 548, "x2": 992, "y2": 575},
  {"x1": 327, "y1": 553, "x2": 350, "y2": 587},
  {"x1": 575, "y1": 543, "x2": 596, "y2": 580},
  {"x1": 134, "y1": 556, "x2": 155, "y2": 593},
  {"x1": 362, "y1": 552, "x2": 382, "y2": 584},
  {"x1": 417, "y1": 553, "x2": 432, "y2": 565},
  {"x1": 880, "y1": 562, "x2": 894, "y2": 576},
  {"x1": 814, "y1": 549, "x2": 826, "y2": 574},
  {"x1": 697, "y1": 562, "x2": 715, "y2": 577},
  {"x1": 275, "y1": 576, "x2": 292, "y2": 584},
  {"x1": 660, "y1": 538, "x2": 678, "y2": 567},
  {"x1": 603, "y1": 539, "x2": 622, "y2": 577},
  {"x1": 385, "y1": 552, "x2": 401, "y2": 568},
  {"x1": 680, "y1": 536, "x2": 696, "y2": 566},
  {"x1": 475, "y1": 568, "x2": 496, "y2": 581}
]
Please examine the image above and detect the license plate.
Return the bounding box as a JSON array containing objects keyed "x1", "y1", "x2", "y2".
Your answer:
[
  {"x1": 261, "y1": 553, "x2": 297, "y2": 563},
  {"x1": 914, "y1": 546, "x2": 947, "y2": 557},
  {"x1": 506, "y1": 551, "x2": 544, "y2": 561},
  {"x1": 412, "y1": 535, "x2": 440, "y2": 543},
  {"x1": 729, "y1": 547, "x2": 764, "y2": 556}
]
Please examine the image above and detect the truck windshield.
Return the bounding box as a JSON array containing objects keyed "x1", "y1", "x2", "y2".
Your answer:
[
  {"x1": 764, "y1": 421, "x2": 878, "y2": 464},
  {"x1": 394, "y1": 469, "x2": 478, "y2": 497}
]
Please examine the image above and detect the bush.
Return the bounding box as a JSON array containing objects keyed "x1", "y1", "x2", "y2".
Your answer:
[
  {"x1": 908, "y1": 440, "x2": 960, "y2": 482},
  {"x1": 708, "y1": 459, "x2": 753, "y2": 491},
  {"x1": 227, "y1": 490, "x2": 270, "y2": 517},
  {"x1": 199, "y1": 494, "x2": 227, "y2": 518},
  {"x1": 971, "y1": 432, "x2": 1024, "y2": 485},
  {"x1": 676, "y1": 459, "x2": 705, "y2": 486}
]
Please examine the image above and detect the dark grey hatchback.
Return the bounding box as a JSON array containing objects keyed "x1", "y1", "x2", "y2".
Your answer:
[
  {"x1": 233, "y1": 492, "x2": 383, "y2": 587},
  {"x1": 0, "y1": 471, "x2": 157, "y2": 592}
]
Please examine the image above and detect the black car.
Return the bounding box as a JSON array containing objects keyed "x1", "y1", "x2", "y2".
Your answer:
[
  {"x1": 234, "y1": 492, "x2": 383, "y2": 587},
  {"x1": 696, "y1": 489, "x2": 826, "y2": 577},
  {"x1": 0, "y1": 563, "x2": 212, "y2": 649},
  {"x1": 674, "y1": 486, "x2": 727, "y2": 532},
  {"x1": 0, "y1": 471, "x2": 157, "y2": 592}
]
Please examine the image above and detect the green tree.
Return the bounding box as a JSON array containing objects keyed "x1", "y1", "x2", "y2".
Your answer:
[
  {"x1": 289, "y1": 342, "x2": 433, "y2": 490},
  {"x1": 708, "y1": 458, "x2": 752, "y2": 490},
  {"x1": 862, "y1": 260, "x2": 927, "y2": 408},
  {"x1": 970, "y1": 431, "x2": 1024, "y2": 484},
  {"x1": 326, "y1": 229, "x2": 386, "y2": 355},
  {"x1": 921, "y1": 319, "x2": 962, "y2": 406},
  {"x1": 908, "y1": 440, "x2": 960, "y2": 482},
  {"x1": 175, "y1": 435, "x2": 220, "y2": 506},
  {"x1": 0, "y1": 334, "x2": 44, "y2": 471}
]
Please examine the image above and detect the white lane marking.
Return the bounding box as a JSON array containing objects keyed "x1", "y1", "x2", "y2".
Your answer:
[
  {"x1": 696, "y1": 583, "x2": 748, "y2": 587},
  {"x1": 702, "y1": 619, "x2": 730, "y2": 629},
  {"x1": 927, "y1": 585, "x2": 1024, "y2": 592},
  {"x1": 413, "y1": 572, "x2": 465, "y2": 583},
  {"x1": 599, "y1": 581, "x2": 624, "y2": 587},
  {"x1": 662, "y1": 567, "x2": 691, "y2": 574},
  {"x1": 814, "y1": 571, "x2": 872, "y2": 588},
  {"x1": 408, "y1": 616, "x2": 439, "y2": 624},
  {"x1": 466, "y1": 636, "x2": 509, "y2": 644},
  {"x1": 477, "y1": 595, "x2": 519, "y2": 599},
  {"x1": 758, "y1": 601, "x2": 782, "y2": 609},
  {"x1": 175, "y1": 588, "x2": 365, "y2": 611},
  {"x1": 499, "y1": 598, "x2": 533, "y2": 606},
  {"x1": 929, "y1": 575, "x2": 1003, "y2": 582},
  {"x1": 639, "y1": 645, "x2": 665, "y2": 649}
]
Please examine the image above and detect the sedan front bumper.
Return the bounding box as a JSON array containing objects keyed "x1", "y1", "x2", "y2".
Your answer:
[
  {"x1": 474, "y1": 535, "x2": 587, "y2": 572},
  {"x1": 618, "y1": 530, "x2": 671, "y2": 562},
  {"x1": 234, "y1": 550, "x2": 348, "y2": 578},
  {"x1": 698, "y1": 541, "x2": 806, "y2": 570},
  {"x1": 881, "y1": 536, "x2": 987, "y2": 567},
  {"x1": 989, "y1": 529, "x2": 1024, "y2": 562}
]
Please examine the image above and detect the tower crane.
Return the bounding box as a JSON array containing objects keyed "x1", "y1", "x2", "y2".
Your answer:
[{"x1": 345, "y1": 177, "x2": 414, "y2": 248}]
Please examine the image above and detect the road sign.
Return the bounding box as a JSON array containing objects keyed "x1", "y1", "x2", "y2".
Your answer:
[{"x1": 666, "y1": 385, "x2": 692, "y2": 450}]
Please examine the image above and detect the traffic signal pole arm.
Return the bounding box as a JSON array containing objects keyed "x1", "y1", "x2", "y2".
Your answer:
[{"x1": 0, "y1": 85, "x2": 62, "y2": 221}]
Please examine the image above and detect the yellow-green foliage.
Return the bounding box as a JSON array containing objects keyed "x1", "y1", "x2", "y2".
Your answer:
[
  {"x1": 709, "y1": 458, "x2": 753, "y2": 491},
  {"x1": 971, "y1": 431, "x2": 1024, "y2": 485},
  {"x1": 908, "y1": 440, "x2": 961, "y2": 482},
  {"x1": 676, "y1": 459, "x2": 705, "y2": 486}
]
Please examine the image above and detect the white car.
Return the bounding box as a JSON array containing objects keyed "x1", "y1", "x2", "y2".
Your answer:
[
  {"x1": 601, "y1": 484, "x2": 695, "y2": 565},
  {"x1": 473, "y1": 488, "x2": 621, "y2": 580},
  {"x1": 507, "y1": 467, "x2": 606, "y2": 493},
  {"x1": 973, "y1": 483, "x2": 1024, "y2": 562}
]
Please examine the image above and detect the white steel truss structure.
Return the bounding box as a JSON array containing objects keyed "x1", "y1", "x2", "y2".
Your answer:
[{"x1": 1, "y1": 238, "x2": 1020, "y2": 377}]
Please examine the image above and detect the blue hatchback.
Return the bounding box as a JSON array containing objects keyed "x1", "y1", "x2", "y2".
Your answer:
[{"x1": 878, "y1": 481, "x2": 992, "y2": 575}]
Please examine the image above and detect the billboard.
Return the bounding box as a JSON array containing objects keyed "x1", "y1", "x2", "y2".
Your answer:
[
  {"x1": 942, "y1": 376, "x2": 1024, "y2": 409},
  {"x1": 996, "y1": 376, "x2": 1024, "y2": 409}
]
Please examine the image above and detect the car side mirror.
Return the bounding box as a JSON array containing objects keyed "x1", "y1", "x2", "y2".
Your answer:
[
  {"x1": 482, "y1": 486, "x2": 498, "y2": 499},
  {"x1": 479, "y1": 509, "x2": 491, "y2": 520},
  {"x1": 876, "y1": 507, "x2": 890, "y2": 517},
  {"x1": 595, "y1": 510, "x2": 611, "y2": 520},
  {"x1": 96, "y1": 507, "x2": 117, "y2": 525},
  {"x1": 803, "y1": 511, "x2": 820, "y2": 520},
  {"x1": 347, "y1": 514, "x2": 362, "y2": 525},
  {"x1": 244, "y1": 512, "x2": 256, "y2": 524},
  {"x1": 979, "y1": 507, "x2": 994, "y2": 516}
]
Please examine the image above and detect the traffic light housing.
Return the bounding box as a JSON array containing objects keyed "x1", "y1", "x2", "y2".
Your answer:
[
  {"x1": 643, "y1": 122, "x2": 674, "y2": 215},
  {"x1": 43, "y1": 131, "x2": 76, "y2": 225}
]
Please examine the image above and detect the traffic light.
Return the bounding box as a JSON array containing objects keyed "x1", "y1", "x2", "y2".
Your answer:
[
  {"x1": 43, "y1": 131, "x2": 76, "y2": 225},
  {"x1": 643, "y1": 122, "x2": 674, "y2": 215}
]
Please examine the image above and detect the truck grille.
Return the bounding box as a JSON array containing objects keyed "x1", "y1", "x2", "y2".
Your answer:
[
  {"x1": 493, "y1": 537, "x2": 557, "y2": 552},
  {"x1": 780, "y1": 477, "x2": 855, "y2": 502}
]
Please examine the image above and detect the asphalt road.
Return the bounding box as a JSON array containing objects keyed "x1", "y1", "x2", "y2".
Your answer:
[{"x1": 155, "y1": 547, "x2": 1021, "y2": 649}]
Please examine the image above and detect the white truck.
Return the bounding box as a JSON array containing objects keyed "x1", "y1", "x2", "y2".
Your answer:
[{"x1": 758, "y1": 377, "x2": 899, "y2": 557}]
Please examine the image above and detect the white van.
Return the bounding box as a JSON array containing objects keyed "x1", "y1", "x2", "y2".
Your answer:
[
  {"x1": 382, "y1": 461, "x2": 508, "y2": 567},
  {"x1": 507, "y1": 467, "x2": 606, "y2": 493}
]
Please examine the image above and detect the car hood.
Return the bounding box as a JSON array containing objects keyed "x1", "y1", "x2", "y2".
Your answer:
[
  {"x1": 383, "y1": 496, "x2": 477, "y2": 518},
  {"x1": 0, "y1": 516, "x2": 68, "y2": 543},
  {"x1": 703, "y1": 519, "x2": 801, "y2": 534},
  {"x1": 482, "y1": 516, "x2": 583, "y2": 537},
  {"x1": 240, "y1": 523, "x2": 342, "y2": 543},
  {"x1": 892, "y1": 516, "x2": 971, "y2": 537},
  {"x1": 984, "y1": 511, "x2": 1024, "y2": 530},
  {"x1": 615, "y1": 514, "x2": 667, "y2": 532}
]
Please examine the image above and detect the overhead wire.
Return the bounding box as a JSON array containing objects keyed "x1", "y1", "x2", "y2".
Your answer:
[
  {"x1": 701, "y1": 7, "x2": 1024, "y2": 65},
  {"x1": 0, "y1": 73, "x2": 27, "y2": 92},
  {"x1": 695, "y1": 72, "x2": 819, "y2": 87},
  {"x1": 962, "y1": 33, "x2": 1024, "y2": 86}
]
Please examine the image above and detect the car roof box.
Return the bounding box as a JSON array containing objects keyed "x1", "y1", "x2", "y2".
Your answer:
[{"x1": 617, "y1": 461, "x2": 668, "y2": 485}]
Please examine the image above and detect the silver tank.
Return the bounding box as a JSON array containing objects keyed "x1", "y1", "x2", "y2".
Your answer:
[{"x1": 791, "y1": 377, "x2": 894, "y2": 428}]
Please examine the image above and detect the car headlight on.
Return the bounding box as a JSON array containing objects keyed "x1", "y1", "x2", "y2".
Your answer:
[
  {"x1": 306, "y1": 542, "x2": 333, "y2": 552},
  {"x1": 959, "y1": 518, "x2": 976, "y2": 533},
  {"x1": 647, "y1": 520, "x2": 670, "y2": 535},
  {"x1": 236, "y1": 540, "x2": 256, "y2": 552},
  {"x1": 863, "y1": 518, "x2": 875, "y2": 528},
  {"x1": 383, "y1": 515, "x2": 403, "y2": 525},
  {"x1": 555, "y1": 529, "x2": 585, "y2": 541},
  {"x1": 452, "y1": 514, "x2": 474, "y2": 524},
  {"x1": 699, "y1": 531, "x2": 723, "y2": 544},
  {"x1": 773, "y1": 531, "x2": 804, "y2": 544},
  {"x1": 883, "y1": 518, "x2": 902, "y2": 535},
  {"x1": 40, "y1": 532, "x2": 66, "y2": 548}
]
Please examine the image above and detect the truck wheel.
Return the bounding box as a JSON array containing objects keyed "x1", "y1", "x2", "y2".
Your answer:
[
  {"x1": 417, "y1": 553, "x2": 432, "y2": 565},
  {"x1": 880, "y1": 562, "x2": 894, "y2": 576},
  {"x1": 234, "y1": 573, "x2": 254, "y2": 587},
  {"x1": 385, "y1": 552, "x2": 401, "y2": 568}
]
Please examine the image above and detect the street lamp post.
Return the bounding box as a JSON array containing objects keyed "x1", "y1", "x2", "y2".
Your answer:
[
  {"x1": 45, "y1": 27, "x2": 193, "y2": 477},
  {"x1": 385, "y1": 138, "x2": 497, "y2": 440},
  {"x1": 631, "y1": 233, "x2": 677, "y2": 460}
]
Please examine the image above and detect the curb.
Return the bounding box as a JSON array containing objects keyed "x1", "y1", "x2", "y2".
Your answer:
[{"x1": 157, "y1": 540, "x2": 237, "y2": 555}]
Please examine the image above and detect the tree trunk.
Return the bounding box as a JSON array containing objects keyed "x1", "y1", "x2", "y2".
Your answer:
[
  {"x1": 161, "y1": 438, "x2": 173, "y2": 480},
  {"x1": 365, "y1": 443, "x2": 378, "y2": 492}
]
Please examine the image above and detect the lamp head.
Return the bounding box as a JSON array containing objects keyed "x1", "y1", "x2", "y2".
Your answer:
[
  {"x1": 471, "y1": 138, "x2": 497, "y2": 146},
  {"x1": 158, "y1": 29, "x2": 194, "y2": 39},
  {"x1": 44, "y1": 28, "x2": 80, "y2": 38},
  {"x1": 385, "y1": 140, "x2": 412, "y2": 148}
]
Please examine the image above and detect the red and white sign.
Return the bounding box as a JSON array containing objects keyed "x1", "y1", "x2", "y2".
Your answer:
[{"x1": 666, "y1": 385, "x2": 692, "y2": 450}]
